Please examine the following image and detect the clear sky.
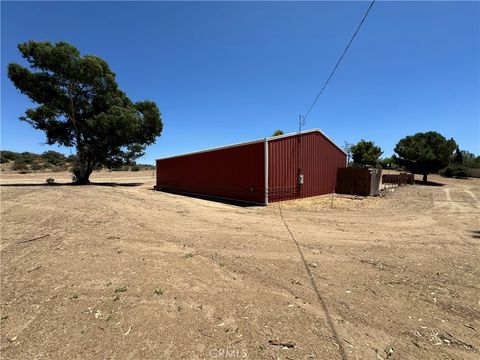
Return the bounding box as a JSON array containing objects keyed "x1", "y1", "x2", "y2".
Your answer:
[{"x1": 1, "y1": 1, "x2": 479, "y2": 164}]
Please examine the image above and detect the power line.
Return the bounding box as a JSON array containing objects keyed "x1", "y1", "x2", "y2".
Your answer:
[{"x1": 303, "y1": 0, "x2": 376, "y2": 120}]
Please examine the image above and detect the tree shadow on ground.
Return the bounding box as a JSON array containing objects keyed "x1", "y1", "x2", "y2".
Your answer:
[
  {"x1": 0, "y1": 182, "x2": 144, "y2": 188},
  {"x1": 414, "y1": 180, "x2": 445, "y2": 187}
]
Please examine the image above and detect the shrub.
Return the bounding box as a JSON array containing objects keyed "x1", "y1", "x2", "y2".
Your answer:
[
  {"x1": 469, "y1": 168, "x2": 480, "y2": 178},
  {"x1": 46, "y1": 178, "x2": 55, "y2": 184},
  {"x1": 31, "y1": 163, "x2": 47, "y2": 171},
  {"x1": 41, "y1": 150, "x2": 66, "y2": 166},
  {"x1": 11, "y1": 161, "x2": 29, "y2": 171},
  {"x1": 440, "y1": 164, "x2": 471, "y2": 178},
  {"x1": 0, "y1": 151, "x2": 17, "y2": 161},
  {"x1": 16, "y1": 152, "x2": 37, "y2": 164},
  {"x1": 67, "y1": 154, "x2": 78, "y2": 164},
  {"x1": 440, "y1": 166, "x2": 453, "y2": 178},
  {"x1": 131, "y1": 165, "x2": 140, "y2": 171},
  {"x1": 0, "y1": 156, "x2": 9, "y2": 164},
  {"x1": 51, "y1": 164, "x2": 69, "y2": 172},
  {"x1": 110, "y1": 165, "x2": 128, "y2": 171}
]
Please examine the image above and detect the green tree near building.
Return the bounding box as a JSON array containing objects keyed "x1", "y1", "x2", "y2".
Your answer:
[
  {"x1": 7, "y1": 41, "x2": 163, "y2": 184},
  {"x1": 393, "y1": 131, "x2": 456, "y2": 183},
  {"x1": 350, "y1": 139, "x2": 383, "y2": 166},
  {"x1": 462, "y1": 151, "x2": 480, "y2": 169}
]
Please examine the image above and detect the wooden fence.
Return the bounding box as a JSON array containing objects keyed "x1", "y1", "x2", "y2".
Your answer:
[
  {"x1": 382, "y1": 173, "x2": 414, "y2": 186},
  {"x1": 335, "y1": 167, "x2": 381, "y2": 196}
]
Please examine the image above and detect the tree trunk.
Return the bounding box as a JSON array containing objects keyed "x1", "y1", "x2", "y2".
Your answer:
[
  {"x1": 74, "y1": 163, "x2": 93, "y2": 184},
  {"x1": 73, "y1": 148, "x2": 93, "y2": 184},
  {"x1": 422, "y1": 173, "x2": 428, "y2": 184}
]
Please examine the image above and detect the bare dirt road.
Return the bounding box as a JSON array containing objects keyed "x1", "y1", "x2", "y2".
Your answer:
[{"x1": 1, "y1": 171, "x2": 479, "y2": 359}]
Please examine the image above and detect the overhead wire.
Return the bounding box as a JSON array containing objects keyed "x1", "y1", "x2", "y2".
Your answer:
[{"x1": 303, "y1": 0, "x2": 376, "y2": 120}]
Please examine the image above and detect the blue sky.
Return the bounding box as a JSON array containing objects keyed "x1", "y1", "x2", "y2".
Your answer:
[{"x1": 1, "y1": 1, "x2": 479, "y2": 164}]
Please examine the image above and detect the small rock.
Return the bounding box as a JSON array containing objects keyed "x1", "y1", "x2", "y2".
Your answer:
[{"x1": 6, "y1": 335, "x2": 17, "y2": 342}]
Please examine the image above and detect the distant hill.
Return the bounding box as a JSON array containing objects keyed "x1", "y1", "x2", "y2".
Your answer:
[{"x1": 0, "y1": 150, "x2": 154, "y2": 173}]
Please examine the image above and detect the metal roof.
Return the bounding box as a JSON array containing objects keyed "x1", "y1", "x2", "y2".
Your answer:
[{"x1": 156, "y1": 128, "x2": 346, "y2": 161}]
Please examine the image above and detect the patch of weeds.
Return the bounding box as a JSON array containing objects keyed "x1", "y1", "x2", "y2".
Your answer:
[
  {"x1": 154, "y1": 288, "x2": 163, "y2": 295},
  {"x1": 177, "y1": 305, "x2": 182, "y2": 312},
  {"x1": 106, "y1": 315, "x2": 112, "y2": 321},
  {"x1": 219, "y1": 261, "x2": 225, "y2": 267},
  {"x1": 106, "y1": 281, "x2": 112, "y2": 287},
  {"x1": 1, "y1": 315, "x2": 8, "y2": 320},
  {"x1": 80, "y1": 330, "x2": 85, "y2": 334},
  {"x1": 72, "y1": 293, "x2": 79, "y2": 299},
  {"x1": 115, "y1": 286, "x2": 128, "y2": 293},
  {"x1": 113, "y1": 295, "x2": 120, "y2": 301},
  {"x1": 184, "y1": 253, "x2": 194, "y2": 259}
]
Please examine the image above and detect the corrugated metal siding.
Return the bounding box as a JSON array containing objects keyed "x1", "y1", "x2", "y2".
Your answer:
[
  {"x1": 268, "y1": 132, "x2": 346, "y2": 202},
  {"x1": 156, "y1": 142, "x2": 265, "y2": 204}
]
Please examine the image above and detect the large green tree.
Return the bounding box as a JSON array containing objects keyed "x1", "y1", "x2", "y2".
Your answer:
[
  {"x1": 350, "y1": 139, "x2": 383, "y2": 166},
  {"x1": 8, "y1": 41, "x2": 163, "y2": 184},
  {"x1": 462, "y1": 150, "x2": 480, "y2": 169},
  {"x1": 393, "y1": 131, "x2": 456, "y2": 183}
]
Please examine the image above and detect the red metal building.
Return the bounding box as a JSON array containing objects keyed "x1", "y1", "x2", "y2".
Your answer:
[{"x1": 156, "y1": 129, "x2": 346, "y2": 205}]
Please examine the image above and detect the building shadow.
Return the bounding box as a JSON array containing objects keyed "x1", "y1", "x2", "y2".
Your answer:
[{"x1": 157, "y1": 189, "x2": 262, "y2": 207}]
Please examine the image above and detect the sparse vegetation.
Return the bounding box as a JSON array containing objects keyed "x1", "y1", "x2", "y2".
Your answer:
[
  {"x1": 1, "y1": 149, "x2": 154, "y2": 173},
  {"x1": 11, "y1": 161, "x2": 29, "y2": 171},
  {"x1": 115, "y1": 286, "x2": 128, "y2": 293},
  {"x1": 154, "y1": 288, "x2": 163, "y2": 295}
]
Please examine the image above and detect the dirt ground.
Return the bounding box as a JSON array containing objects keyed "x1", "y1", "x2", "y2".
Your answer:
[{"x1": 1, "y1": 170, "x2": 479, "y2": 359}]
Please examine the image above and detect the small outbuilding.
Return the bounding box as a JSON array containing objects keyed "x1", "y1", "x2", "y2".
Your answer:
[{"x1": 156, "y1": 129, "x2": 347, "y2": 205}]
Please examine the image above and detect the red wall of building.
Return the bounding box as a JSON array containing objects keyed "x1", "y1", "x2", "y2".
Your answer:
[
  {"x1": 156, "y1": 142, "x2": 266, "y2": 204},
  {"x1": 268, "y1": 132, "x2": 346, "y2": 202}
]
